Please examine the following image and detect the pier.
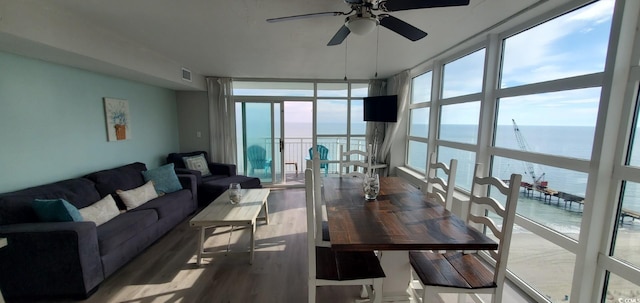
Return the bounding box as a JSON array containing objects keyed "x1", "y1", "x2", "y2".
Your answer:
[
  {"x1": 520, "y1": 182, "x2": 585, "y2": 207},
  {"x1": 519, "y1": 182, "x2": 579, "y2": 206},
  {"x1": 621, "y1": 208, "x2": 640, "y2": 222},
  {"x1": 519, "y1": 182, "x2": 640, "y2": 223}
]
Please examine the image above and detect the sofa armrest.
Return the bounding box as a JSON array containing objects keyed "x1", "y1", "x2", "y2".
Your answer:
[
  {"x1": 175, "y1": 168, "x2": 203, "y2": 184},
  {"x1": 0, "y1": 221, "x2": 104, "y2": 299},
  {"x1": 177, "y1": 174, "x2": 198, "y2": 208},
  {"x1": 208, "y1": 162, "x2": 237, "y2": 177}
]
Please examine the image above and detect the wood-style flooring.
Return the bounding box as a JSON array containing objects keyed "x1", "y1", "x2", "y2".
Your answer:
[{"x1": 24, "y1": 188, "x2": 532, "y2": 303}]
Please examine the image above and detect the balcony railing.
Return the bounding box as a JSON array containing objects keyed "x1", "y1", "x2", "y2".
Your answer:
[{"x1": 259, "y1": 137, "x2": 368, "y2": 175}]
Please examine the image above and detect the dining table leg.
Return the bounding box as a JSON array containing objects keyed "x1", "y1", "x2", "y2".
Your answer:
[{"x1": 378, "y1": 251, "x2": 412, "y2": 302}]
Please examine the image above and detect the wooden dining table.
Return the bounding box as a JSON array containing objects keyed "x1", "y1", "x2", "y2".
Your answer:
[{"x1": 323, "y1": 176, "x2": 498, "y2": 302}]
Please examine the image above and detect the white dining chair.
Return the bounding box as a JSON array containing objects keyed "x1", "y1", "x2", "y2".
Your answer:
[
  {"x1": 305, "y1": 168, "x2": 385, "y2": 303},
  {"x1": 409, "y1": 163, "x2": 522, "y2": 303},
  {"x1": 307, "y1": 157, "x2": 331, "y2": 247},
  {"x1": 424, "y1": 152, "x2": 458, "y2": 211},
  {"x1": 339, "y1": 144, "x2": 372, "y2": 179}
]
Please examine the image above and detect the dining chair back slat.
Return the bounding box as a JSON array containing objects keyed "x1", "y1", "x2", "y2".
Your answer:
[
  {"x1": 312, "y1": 154, "x2": 331, "y2": 247},
  {"x1": 409, "y1": 163, "x2": 521, "y2": 303},
  {"x1": 339, "y1": 144, "x2": 372, "y2": 179},
  {"x1": 306, "y1": 159, "x2": 330, "y2": 247},
  {"x1": 305, "y1": 168, "x2": 317, "y2": 278},
  {"x1": 425, "y1": 152, "x2": 458, "y2": 211},
  {"x1": 468, "y1": 163, "x2": 522, "y2": 298}
]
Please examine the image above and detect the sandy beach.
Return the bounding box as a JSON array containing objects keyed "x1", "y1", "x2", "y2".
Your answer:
[{"x1": 506, "y1": 230, "x2": 640, "y2": 302}]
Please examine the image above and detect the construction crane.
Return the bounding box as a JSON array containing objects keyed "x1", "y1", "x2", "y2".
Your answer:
[{"x1": 512, "y1": 119, "x2": 546, "y2": 188}]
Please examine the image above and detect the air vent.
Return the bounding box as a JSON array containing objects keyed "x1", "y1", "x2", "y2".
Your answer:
[{"x1": 181, "y1": 67, "x2": 192, "y2": 82}]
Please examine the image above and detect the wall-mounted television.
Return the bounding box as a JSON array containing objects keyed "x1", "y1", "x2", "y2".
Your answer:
[{"x1": 363, "y1": 95, "x2": 398, "y2": 122}]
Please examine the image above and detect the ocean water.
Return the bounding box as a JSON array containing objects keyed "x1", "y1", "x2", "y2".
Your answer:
[
  {"x1": 434, "y1": 124, "x2": 640, "y2": 234},
  {"x1": 246, "y1": 122, "x2": 640, "y2": 233}
]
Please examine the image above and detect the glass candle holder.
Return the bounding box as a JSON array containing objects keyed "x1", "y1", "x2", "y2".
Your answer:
[
  {"x1": 229, "y1": 183, "x2": 242, "y2": 204},
  {"x1": 363, "y1": 173, "x2": 380, "y2": 201}
]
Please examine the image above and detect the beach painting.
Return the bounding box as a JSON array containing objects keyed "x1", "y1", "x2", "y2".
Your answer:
[{"x1": 104, "y1": 98, "x2": 130, "y2": 141}]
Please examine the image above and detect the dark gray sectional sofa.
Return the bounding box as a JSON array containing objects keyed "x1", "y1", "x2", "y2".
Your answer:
[
  {"x1": 166, "y1": 151, "x2": 261, "y2": 206},
  {"x1": 0, "y1": 162, "x2": 198, "y2": 300}
]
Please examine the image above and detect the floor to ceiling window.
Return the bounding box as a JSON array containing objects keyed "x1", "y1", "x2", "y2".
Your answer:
[
  {"x1": 233, "y1": 80, "x2": 367, "y2": 185},
  {"x1": 402, "y1": 0, "x2": 630, "y2": 302},
  {"x1": 233, "y1": 81, "x2": 314, "y2": 184},
  {"x1": 494, "y1": 2, "x2": 613, "y2": 300},
  {"x1": 316, "y1": 82, "x2": 368, "y2": 174},
  {"x1": 436, "y1": 48, "x2": 485, "y2": 191},
  {"x1": 603, "y1": 8, "x2": 640, "y2": 299},
  {"x1": 407, "y1": 71, "x2": 431, "y2": 173}
]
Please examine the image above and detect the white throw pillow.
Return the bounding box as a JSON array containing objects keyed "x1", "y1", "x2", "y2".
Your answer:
[
  {"x1": 116, "y1": 181, "x2": 158, "y2": 210},
  {"x1": 79, "y1": 194, "x2": 120, "y2": 226},
  {"x1": 183, "y1": 154, "x2": 212, "y2": 177}
]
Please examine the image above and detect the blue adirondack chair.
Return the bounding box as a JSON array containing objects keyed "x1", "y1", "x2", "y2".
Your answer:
[
  {"x1": 308, "y1": 145, "x2": 329, "y2": 176},
  {"x1": 247, "y1": 145, "x2": 271, "y2": 176}
]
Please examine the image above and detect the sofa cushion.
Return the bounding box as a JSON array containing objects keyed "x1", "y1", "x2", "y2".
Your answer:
[
  {"x1": 142, "y1": 163, "x2": 182, "y2": 194},
  {"x1": 84, "y1": 162, "x2": 147, "y2": 209},
  {"x1": 129, "y1": 189, "x2": 192, "y2": 219},
  {"x1": 116, "y1": 181, "x2": 158, "y2": 210},
  {"x1": 96, "y1": 209, "x2": 158, "y2": 256},
  {"x1": 0, "y1": 178, "x2": 100, "y2": 225},
  {"x1": 183, "y1": 154, "x2": 212, "y2": 177},
  {"x1": 79, "y1": 194, "x2": 120, "y2": 226},
  {"x1": 32, "y1": 199, "x2": 83, "y2": 222},
  {"x1": 205, "y1": 175, "x2": 262, "y2": 190},
  {"x1": 201, "y1": 175, "x2": 228, "y2": 183}
]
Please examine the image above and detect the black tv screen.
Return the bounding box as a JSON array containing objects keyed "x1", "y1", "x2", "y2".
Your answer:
[{"x1": 363, "y1": 95, "x2": 398, "y2": 122}]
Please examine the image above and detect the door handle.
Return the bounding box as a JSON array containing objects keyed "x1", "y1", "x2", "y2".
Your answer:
[{"x1": 280, "y1": 139, "x2": 284, "y2": 152}]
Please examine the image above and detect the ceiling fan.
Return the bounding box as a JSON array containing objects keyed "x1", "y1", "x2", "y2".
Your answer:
[{"x1": 266, "y1": 0, "x2": 470, "y2": 46}]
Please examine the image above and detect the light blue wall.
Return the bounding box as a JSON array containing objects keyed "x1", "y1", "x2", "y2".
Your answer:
[{"x1": 0, "y1": 51, "x2": 180, "y2": 193}]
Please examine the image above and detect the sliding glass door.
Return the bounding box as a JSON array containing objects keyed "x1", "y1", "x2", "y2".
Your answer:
[
  {"x1": 233, "y1": 80, "x2": 369, "y2": 187},
  {"x1": 237, "y1": 102, "x2": 282, "y2": 184},
  {"x1": 283, "y1": 101, "x2": 312, "y2": 185},
  {"x1": 236, "y1": 100, "x2": 314, "y2": 186}
]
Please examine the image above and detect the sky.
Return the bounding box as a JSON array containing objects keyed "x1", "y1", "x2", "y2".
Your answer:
[{"x1": 496, "y1": 0, "x2": 614, "y2": 126}]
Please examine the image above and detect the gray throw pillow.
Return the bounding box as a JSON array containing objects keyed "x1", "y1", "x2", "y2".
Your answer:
[{"x1": 183, "y1": 154, "x2": 212, "y2": 177}]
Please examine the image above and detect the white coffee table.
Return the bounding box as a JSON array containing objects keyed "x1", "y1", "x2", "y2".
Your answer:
[{"x1": 190, "y1": 188, "x2": 270, "y2": 265}]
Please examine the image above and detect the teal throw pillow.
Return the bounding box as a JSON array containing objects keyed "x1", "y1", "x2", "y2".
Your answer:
[
  {"x1": 32, "y1": 198, "x2": 84, "y2": 222},
  {"x1": 142, "y1": 163, "x2": 183, "y2": 194}
]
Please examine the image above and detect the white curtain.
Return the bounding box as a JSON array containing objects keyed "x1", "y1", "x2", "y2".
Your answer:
[
  {"x1": 207, "y1": 77, "x2": 237, "y2": 164},
  {"x1": 378, "y1": 70, "x2": 410, "y2": 175}
]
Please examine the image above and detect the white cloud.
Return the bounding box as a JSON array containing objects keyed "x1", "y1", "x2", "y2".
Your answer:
[{"x1": 500, "y1": 0, "x2": 614, "y2": 86}]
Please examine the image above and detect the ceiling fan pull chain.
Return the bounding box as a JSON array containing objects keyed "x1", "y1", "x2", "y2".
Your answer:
[
  {"x1": 375, "y1": 27, "x2": 379, "y2": 78},
  {"x1": 344, "y1": 40, "x2": 348, "y2": 81}
]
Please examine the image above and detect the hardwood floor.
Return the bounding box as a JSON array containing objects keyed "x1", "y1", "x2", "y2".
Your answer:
[{"x1": 28, "y1": 188, "x2": 533, "y2": 303}]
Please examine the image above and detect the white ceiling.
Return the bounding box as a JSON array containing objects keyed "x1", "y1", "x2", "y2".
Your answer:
[{"x1": 2, "y1": 0, "x2": 572, "y2": 89}]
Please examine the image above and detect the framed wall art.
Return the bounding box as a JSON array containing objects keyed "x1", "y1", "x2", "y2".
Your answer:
[{"x1": 103, "y1": 98, "x2": 131, "y2": 141}]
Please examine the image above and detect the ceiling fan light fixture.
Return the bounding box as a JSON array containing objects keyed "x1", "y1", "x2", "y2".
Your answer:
[{"x1": 345, "y1": 15, "x2": 378, "y2": 35}]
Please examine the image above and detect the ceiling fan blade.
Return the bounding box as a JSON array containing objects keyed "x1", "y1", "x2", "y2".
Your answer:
[
  {"x1": 266, "y1": 12, "x2": 343, "y2": 23},
  {"x1": 379, "y1": 15, "x2": 428, "y2": 41},
  {"x1": 380, "y1": 0, "x2": 470, "y2": 12},
  {"x1": 327, "y1": 25, "x2": 351, "y2": 46}
]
